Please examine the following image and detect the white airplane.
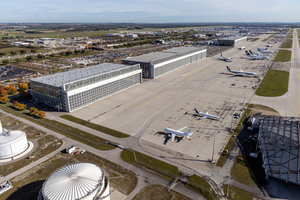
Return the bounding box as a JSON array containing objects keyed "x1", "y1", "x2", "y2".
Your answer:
[
  {"x1": 245, "y1": 50, "x2": 270, "y2": 60},
  {"x1": 194, "y1": 108, "x2": 222, "y2": 121},
  {"x1": 226, "y1": 66, "x2": 257, "y2": 76},
  {"x1": 219, "y1": 53, "x2": 232, "y2": 62},
  {"x1": 257, "y1": 47, "x2": 274, "y2": 54},
  {"x1": 164, "y1": 126, "x2": 193, "y2": 141}
]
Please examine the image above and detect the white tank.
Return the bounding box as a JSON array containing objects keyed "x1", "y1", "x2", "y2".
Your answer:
[
  {"x1": 0, "y1": 129, "x2": 28, "y2": 159},
  {"x1": 42, "y1": 162, "x2": 110, "y2": 200}
]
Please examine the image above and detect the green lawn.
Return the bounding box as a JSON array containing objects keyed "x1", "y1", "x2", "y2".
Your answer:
[
  {"x1": 231, "y1": 155, "x2": 256, "y2": 186},
  {"x1": 187, "y1": 175, "x2": 218, "y2": 200},
  {"x1": 281, "y1": 39, "x2": 293, "y2": 48},
  {"x1": 256, "y1": 70, "x2": 289, "y2": 97},
  {"x1": 274, "y1": 49, "x2": 292, "y2": 62},
  {"x1": 262, "y1": 34, "x2": 274, "y2": 42},
  {"x1": 216, "y1": 105, "x2": 253, "y2": 167},
  {"x1": 0, "y1": 103, "x2": 115, "y2": 150},
  {"x1": 223, "y1": 185, "x2": 254, "y2": 200},
  {"x1": 121, "y1": 149, "x2": 179, "y2": 179},
  {"x1": 61, "y1": 115, "x2": 130, "y2": 138}
]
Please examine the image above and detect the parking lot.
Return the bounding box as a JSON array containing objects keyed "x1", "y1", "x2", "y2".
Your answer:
[{"x1": 71, "y1": 34, "x2": 280, "y2": 162}]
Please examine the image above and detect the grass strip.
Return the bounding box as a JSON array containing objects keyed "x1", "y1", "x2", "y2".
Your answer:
[
  {"x1": 186, "y1": 175, "x2": 218, "y2": 200},
  {"x1": 216, "y1": 104, "x2": 253, "y2": 167},
  {"x1": 61, "y1": 114, "x2": 129, "y2": 138},
  {"x1": 274, "y1": 49, "x2": 291, "y2": 62},
  {"x1": 121, "y1": 149, "x2": 179, "y2": 179},
  {"x1": 262, "y1": 34, "x2": 274, "y2": 42},
  {"x1": 0, "y1": 103, "x2": 115, "y2": 150},
  {"x1": 256, "y1": 70, "x2": 289, "y2": 97},
  {"x1": 223, "y1": 185, "x2": 254, "y2": 200},
  {"x1": 281, "y1": 39, "x2": 293, "y2": 48}
]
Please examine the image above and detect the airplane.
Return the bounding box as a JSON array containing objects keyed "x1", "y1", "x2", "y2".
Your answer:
[
  {"x1": 164, "y1": 126, "x2": 193, "y2": 141},
  {"x1": 248, "y1": 50, "x2": 271, "y2": 56},
  {"x1": 219, "y1": 53, "x2": 232, "y2": 62},
  {"x1": 226, "y1": 66, "x2": 257, "y2": 76},
  {"x1": 245, "y1": 50, "x2": 270, "y2": 60},
  {"x1": 194, "y1": 108, "x2": 222, "y2": 121},
  {"x1": 257, "y1": 47, "x2": 274, "y2": 54}
]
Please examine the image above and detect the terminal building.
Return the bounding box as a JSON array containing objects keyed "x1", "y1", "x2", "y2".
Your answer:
[
  {"x1": 30, "y1": 63, "x2": 142, "y2": 112},
  {"x1": 39, "y1": 163, "x2": 110, "y2": 200},
  {"x1": 122, "y1": 46, "x2": 206, "y2": 78},
  {"x1": 217, "y1": 36, "x2": 247, "y2": 46}
]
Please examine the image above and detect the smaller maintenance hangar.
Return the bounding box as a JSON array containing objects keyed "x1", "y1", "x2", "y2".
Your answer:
[
  {"x1": 31, "y1": 63, "x2": 142, "y2": 112},
  {"x1": 217, "y1": 36, "x2": 247, "y2": 46},
  {"x1": 123, "y1": 46, "x2": 206, "y2": 78},
  {"x1": 258, "y1": 116, "x2": 300, "y2": 185}
]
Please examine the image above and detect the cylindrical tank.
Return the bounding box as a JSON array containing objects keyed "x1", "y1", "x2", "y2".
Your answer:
[
  {"x1": 41, "y1": 162, "x2": 110, "y2": 200},
  {"x1": 0, "y1": 130, "x2": 28, "y2": 159}
]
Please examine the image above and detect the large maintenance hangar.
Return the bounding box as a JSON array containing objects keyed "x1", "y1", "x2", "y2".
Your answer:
[
  {"x1": 258, "y1": 116, "x2": 300, "y2": 185},
  {"x1": 30, "y1": 63, "x2": 142, "y2": 112},
  {"x1": 217, "y1": 36, "x2": 247, "y2": 46},
  {"x1": 122, "y1": 46, "x2": 206, "y2": 78}
]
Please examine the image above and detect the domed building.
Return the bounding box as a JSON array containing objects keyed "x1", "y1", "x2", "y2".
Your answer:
[
  {"x1": 0, "y1": 122, "x2": 29, "y2": 159},
  {"x1": 39, "y1": 162, "x2": 110, "y2": 200}
]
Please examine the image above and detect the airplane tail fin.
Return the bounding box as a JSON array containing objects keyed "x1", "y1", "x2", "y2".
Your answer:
[
  {"x1": 221, "y1": 53, "x2": 223, "y2": 57},
  {"x1": 249, "y1": 50, "x2": 253, "y2": 54},
  {"x1": 245, "y1": 50, "x2": 250, "y2": 55},
  {"x1": 226, "y1": 66, "x2": 231, "y2": 71},
  {"x1": 194, "y1": 108, "x2": 199, "y2": 114},
  {"x1": 185, "y1": 129, "x2": 193, "y2": 138}
]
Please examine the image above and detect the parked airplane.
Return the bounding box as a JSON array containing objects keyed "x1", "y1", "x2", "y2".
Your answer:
[
  {"x1": 226, "y1": 66, "x2": 257, "y2": 76},
  {"x1": 245, "y1": 50, "x2": 270, "y2": 60},
  {"x1": 257, "y1": 47, "x2": 274, "y2": 54},
  {"x1": 164, "y1": 126, "x2": 193, "y2": 141},
  {"x1": 194, "y1": 108, "x2": 222, "y2": 121},
  {"x1": 219, "y1": 54, "x2": 232, "y2": 62}
]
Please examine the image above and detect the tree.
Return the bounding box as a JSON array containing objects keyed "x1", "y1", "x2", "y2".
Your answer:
[
  {"x1": 1, "y1": 90, "x2": 8, "y2": 97},
  {"x1": 37, "y1": 54, "x2": 45, "y2": 59},
  {"x1": 5, "y1": 85, "x2": 17, "y2": 95},
  {"x1": 30, "y1": 49, "x2": 37, "y2": 53},
  {"x1": 14, "y1": 58, "x2": 22, "y2": 63},
  {"x1": 0, "y1": 96, "x2": 9, "y2": 103},
  {"x1": 26, "y1": 56, "x2": 33, "y2": 61},
  {"x1": 2, "y1": 59, "x2": 9, "y2": 65},
  {"x1": 19, "y1": 83, "x2": 28, "y2": 91},
  {"x1": 19, "y1": 49, "x2": 27, "y2": 54},
  {"x1": 0, "y1": 52, "x2": 6, "y2": 56},
  {"x1": 10, "y1": 50, "x2": 17, "y2": 55},
  {"x1": 13, "y1": 101, "x2": 26, "y2": 110}
]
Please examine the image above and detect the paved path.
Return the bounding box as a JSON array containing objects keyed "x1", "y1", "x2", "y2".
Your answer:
[{"x1": 251, "y1": 29, "x2": 300, "y2": 117}]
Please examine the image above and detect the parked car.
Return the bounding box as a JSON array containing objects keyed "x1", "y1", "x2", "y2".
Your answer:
[
  {"x1": 80, "y1": 150, "x2": 85, "y2": 154},
  {"x1": 74, "y1": 150, "x2": 80, "y2": 155}
]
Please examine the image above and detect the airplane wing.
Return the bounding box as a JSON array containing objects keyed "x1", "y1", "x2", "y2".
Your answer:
[
  {"x1": 177, "y1": 126, "x2": 187, "y2": 131},
  {"x1": 171, "y1": 133, "x2": 175, "y2": 141}
]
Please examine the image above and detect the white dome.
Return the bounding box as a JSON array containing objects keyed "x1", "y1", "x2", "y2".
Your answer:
[
  {"x1": 42, "y1": 163, "x2": 106, "y2": 200},
  {"x1": 0, "y1": 130, "x2": 28, "y2": 159}
]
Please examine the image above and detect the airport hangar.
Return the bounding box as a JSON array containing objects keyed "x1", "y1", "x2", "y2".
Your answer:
[
  {"x1": 217, "y1": 36, "x2": 247, "y2": 46},
  {"x1": 30, "y1": 46, "x2": 206, "y2": 112},
  {"x1": 30, "y1": 63, "x2": 142, "y2": 112},
  {"x1": 258, "y1": 116, "x2": 300, "y2": 185},
  {"x1": 122, "y1": 46, "x2": 207, "y2": 78}
]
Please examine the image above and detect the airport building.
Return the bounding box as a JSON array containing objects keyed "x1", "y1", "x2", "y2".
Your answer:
[
  {"x1": 0, "y1": 122, "x2": 28, "y2": 159},
  {"x1": 258, "y1": 116, "x2": 300, "y2": 185},
  {"x1": 30, "y1": 63, "x2": 142, "y2": 112},
  {"x1": 39, "y1": 163, "x2": 110, "y2": 200},
  {"x1": 217, "y1": 36, "x2": 247, "y2": 46},
  {"x1": 122, "y1": 46, "x2": 206, "y2": 78}
]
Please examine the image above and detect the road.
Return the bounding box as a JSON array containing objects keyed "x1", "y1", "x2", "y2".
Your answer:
[{"x1": 251, "y1": 29, "x2": 300, "y2": 117}]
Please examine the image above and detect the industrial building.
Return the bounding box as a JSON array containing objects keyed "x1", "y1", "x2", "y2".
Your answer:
[
  {"x1": 217, "y1": 36, "x2": 247, "y2": 46},
  {"x1": 30, "y1": 63, "x2": 142, "y2": 112},
  {"x1": 123, "y1": 46, "x2": 206, "y2": 78},
  {"x1": 0, "y1": 122, "x2": 28, "y2": 159},
  {"x1": 39, "y1": 163, "x2": 110, "y2": 200},
  {"x1": 258, "y1": 116, "x2": 300, "y2": 185}
]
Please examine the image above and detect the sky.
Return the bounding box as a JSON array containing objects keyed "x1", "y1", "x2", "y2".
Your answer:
[{"x1": 0, "y1": 0, "x2": 299, "y2": 23}]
